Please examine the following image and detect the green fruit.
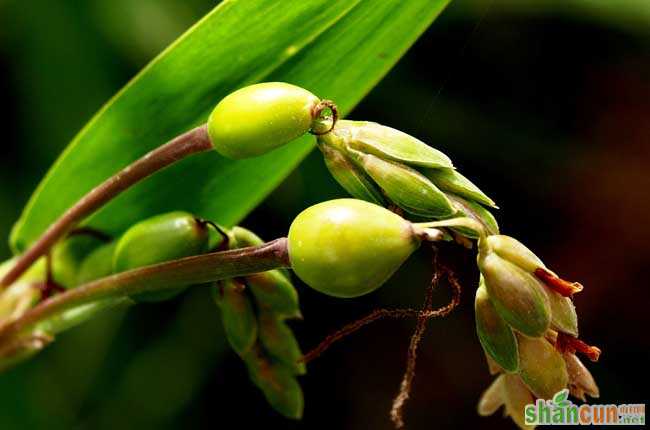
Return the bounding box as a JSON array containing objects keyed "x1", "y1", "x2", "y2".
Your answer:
[
  {"x1": 475, "y1": 281, "x2": 519, "y2": 372},
  {"x1": 76, "y1": 242, "x2": 117, "y2": 285},
  {"x1": 208, "y1": 82, "x2": 320, "y2": 159},
  {"x1": 288, "y1": 199, "x2": 419, "y2": 298},
  {"x1": 213, "y1": 279, "x2": 258, "y2": 356},
  {"x1": 114, "y1": 211, "x2": 209, "y2": 302}
]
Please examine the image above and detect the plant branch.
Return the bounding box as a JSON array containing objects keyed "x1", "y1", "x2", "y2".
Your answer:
[
  {"x1": 0, "y1": 238, "x2": 289, "y2": 346},
  {"x1": 1, "y1": 125, "x2": 214, "y2": 289}
]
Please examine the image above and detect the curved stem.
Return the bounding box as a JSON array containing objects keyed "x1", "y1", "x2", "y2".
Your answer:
[
  {"x1": 1, "y1": 125, "x2": 214, "y2": 289},
  {"x1": 0, "y1": 238, "x2": 289, "y2": 346},
  {"x1": 413, "y1": 217, "x2": 487, "y2": 242}
]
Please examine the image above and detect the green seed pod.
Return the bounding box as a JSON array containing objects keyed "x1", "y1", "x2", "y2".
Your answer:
[
  {"x1": 477, "y1": 374, "x2": 506, "y2": 416},
  {"x1": 517, "y1": 335, "x2": 569, "y2": 400},
  {"x1": 318, "y1": 141, "x2": 385, "y2": 205},
  {"x1": 478, "y1": 253, "x2": 551, "y2": 337},
  {"x1": 475, "y1": 281, "x2": 519, "y2": 373},
  {"x1": 246, "y1": 270, "x2": 301, "y2": 319},
  {"x1": 446, "y1": 193, "x2": 499, "y2": 239},
  {"x1": 348, "y1": 150, "x2": 456, "y2": 218},
  {"x1": 76, "y1": 242, "x2": 117, "y2": 285},
  {"x1": 423, "y1": 168, "x2": 497, "y2": 208},
  {"x1": 323, "y1": 120, "x2": 453, "y2": 169},
  {"x1": 546, "y1": 286, "x2": 578, "y2": 336},
  {"x1": 243, "y1": 346, "x2": 304, "y2": 419},
  {"x1": 213, "y1": 279, "x2": 258, "y2": 356},
  {"x1": 208, "y1": 82, "x2": 320, "y2": 159},
  {"x1": 114, "y1": 211, "x2": 209, "y2": 302},
  {"x1": 37, "y1": 298, "x2": 130, "y2": 335},
  {"x1": 258, "y1": 312, "x2": 305, "y2": 375},
  {"x1": 502, "y1": 374, "x2": 536, "y2": 430},
  {"x1": 288, "y1": 199, "x2": 420, "y2": 298}
]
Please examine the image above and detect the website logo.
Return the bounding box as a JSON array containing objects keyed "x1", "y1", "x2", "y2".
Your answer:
[{"x1": 524, "y1": 389, "x2": 645, "y2": 426}]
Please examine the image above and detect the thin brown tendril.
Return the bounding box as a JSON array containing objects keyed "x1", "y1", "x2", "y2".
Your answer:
[
  {"x1": 300, "y1": 248, "x2": 463, "y2": 429},
  {"x1": 391, "y1": 258, "x2": 462, "y2": 429}
]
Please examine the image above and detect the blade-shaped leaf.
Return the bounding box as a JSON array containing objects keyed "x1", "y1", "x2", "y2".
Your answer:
[{"x1": 10, "y1": 0, "x2": 451, "y2": 252}]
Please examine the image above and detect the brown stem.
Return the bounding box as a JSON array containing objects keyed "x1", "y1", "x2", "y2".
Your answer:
[
  {"x1": 1, "y1": 125, "x2": 214, "y2": 289},
  {"x1": 0, "y1": 238, "x2": 289, "y2": 346}
]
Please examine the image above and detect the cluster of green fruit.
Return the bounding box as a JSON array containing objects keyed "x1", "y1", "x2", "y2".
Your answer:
[
  {"x1": 207, "y1": 82, "x2": 600, "y2": 428},
  {"x1": 0, "y1": 81, "x2": 600, "y2": 427}
]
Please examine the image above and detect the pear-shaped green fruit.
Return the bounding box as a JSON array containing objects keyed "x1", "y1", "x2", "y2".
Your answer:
[
  {"x1": 114, "y1": 211, "x2": 209, "y2": 302},
  {"x1": 208, "y1": 82, "x2": 320, "y2": 159},
  {"x1": 288, "y1": 199, "x2": 419, "y2": 298}
]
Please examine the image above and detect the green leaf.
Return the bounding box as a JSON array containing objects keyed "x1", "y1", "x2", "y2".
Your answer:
[{"x1": 10, "y1": 0, "x2": 451, "y2": 252}]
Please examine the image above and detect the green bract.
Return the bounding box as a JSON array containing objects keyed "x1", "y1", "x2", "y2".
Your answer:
[
  {"x1": 208, "y1": 82, "x2": 320, "y2": 159},
  {"x1": 213, "y1": 279, "x2": 258, "y2": 356},
  {"x1": 478, "y1": 252, "x2": 551, "y2": 338},
  {"x1": 113, "y1": 211, "x2": 209, "y2": 302},
  {"x1": 475, "y1": 281, "x2": 519, "y2": 373},
  {"x1": 517, "y1": 335, "x2": 569, "y2": 400},
  {"x1": 288, "y1": 199, "x2": 419, "y2": 298}
]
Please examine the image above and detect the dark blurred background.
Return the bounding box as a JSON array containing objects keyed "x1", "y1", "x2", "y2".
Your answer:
[{"x1": 0, "y1": 0, "x2": 648, "y2": 429}]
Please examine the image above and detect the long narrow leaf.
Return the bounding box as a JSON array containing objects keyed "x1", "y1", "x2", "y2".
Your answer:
[{"x1": 10, "y1": 0, "x2": 451, "y2": 251}]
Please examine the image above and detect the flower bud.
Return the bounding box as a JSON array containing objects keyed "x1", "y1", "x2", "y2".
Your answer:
[
  {"x1": 477, "y1": 374, "x2": 506, "y2": 416},
  {"x1": 114, "y1": 211, "x2": 209, "y2": 302},
  {"x1": 258, "y1": 312, "x2": 305, "y2": 375},
  {"x1": 318, "y1": 141, "x2": 385, "y2": 205},
  {"x1": 246, "y1": 270, "x2": 301, "y2": 319},
  {"x1": 446, "y1": 194, "x2": 499, "y2": 239},
  {"x1": 229, "y1": 227, "x2": 301, "y2": 318},
  {"x1": 243, "y1": 345, "x2": 304, "y2": 419},
  {"x1": 423, "y1": 168, "x2": 496, "y2": 208},
  {"x1": 0, "y1": 257, "x2": 45, "y2": 323},
  {"x1": 347, "y1": 149, "x2": 456, "y2": 218},
  {"x1": 288, "y1": 199, "x2": 420, "y2": 298},
  {"x1": 563, "y1": 352, "x2": 599, "y2": 401},
  {"x1": 502, "y1": 374, "x2": 536, "y2": 430},
  {"x1": 323, "y1": 120, "x2": 453, "y2": 169},
  {"x1": 478, "y1": 252, "x2": 551, "y2": 337},
  {"x1": 517, "y1": 335, "x2": 569, "y2": 400},
  {"x1": 485, "y1": 235, "x2": 543, "y2": 272},
  {"x1": 475, "y1": 281, "x2": 519, "y2": 372},
  {"x1": 208, "y1": 82, "x2": 320, "y2": 159},
  {"x1": 213, "y1": 278, "x2": 258, "y2": 356}
]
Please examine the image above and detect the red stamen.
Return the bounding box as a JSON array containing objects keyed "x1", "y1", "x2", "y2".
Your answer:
[
  {"x1": 556, "y1": 333, "x2": 601, "y2": 362},
  {"x1": 534, "y1": 267, "x2": 583, "y2": 297}
]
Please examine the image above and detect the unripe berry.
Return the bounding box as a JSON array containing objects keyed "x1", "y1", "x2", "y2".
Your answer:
[
  {"x1": 288, "y1": 199, "x2": 419, "y2": 298},
  {"x1": 113, "y1": 211, "x2": 209, "y2": 302},
  {"x1": 208, "y1": 82, "x2": 320, "y2": 159}
]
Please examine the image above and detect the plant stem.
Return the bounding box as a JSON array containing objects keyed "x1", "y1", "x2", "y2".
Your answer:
[
  {"x1": 1, "y1": 125, "x2": 214, "y2": 289},
  {"x1": 0, "y1": 238, "x2": 289, "y2": 346}
]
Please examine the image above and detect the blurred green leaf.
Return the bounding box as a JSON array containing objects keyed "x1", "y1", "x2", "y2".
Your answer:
[{"x1": 10, "y1": 0, "x2": 451, "y2": 252}]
